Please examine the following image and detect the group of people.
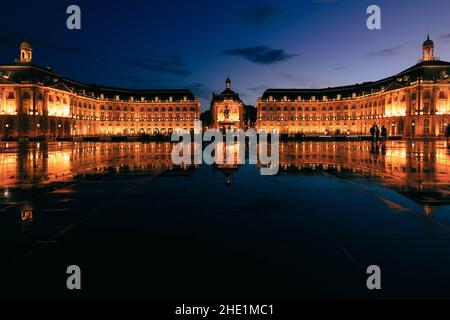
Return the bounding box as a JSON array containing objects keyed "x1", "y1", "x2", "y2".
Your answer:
[
  {"x1": 370, "y1": 124, "x2": 388, "y2": 143},
  {"x1": 369, "y1": 124, "x2": 388, "y2": 155}
]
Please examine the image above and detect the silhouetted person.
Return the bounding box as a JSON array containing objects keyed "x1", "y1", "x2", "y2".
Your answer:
[
  {"x1": 381, "y1": 125, "x2": 387, "y2": 142},
  {"x1": 375, "y1": 125, "x2": 380, "y2": 142},
  {"x1": 370, "y1": 124, "x2": 376, "y2": 143}
]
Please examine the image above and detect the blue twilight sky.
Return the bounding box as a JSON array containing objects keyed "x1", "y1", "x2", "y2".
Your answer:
[{"x1": 1, "y1": 0, "x2": 450, "y2": 110}]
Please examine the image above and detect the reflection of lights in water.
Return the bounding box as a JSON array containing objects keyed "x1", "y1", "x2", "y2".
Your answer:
[
  {"x1": 21, "y1": 208, "x2": 34, "y2": 222},
  {"x1": 2, "y1": 188, "x2": 11, "y2": 200},
  {"x1": 423, "y1": 205, "x2": 435, "y2": 217}
]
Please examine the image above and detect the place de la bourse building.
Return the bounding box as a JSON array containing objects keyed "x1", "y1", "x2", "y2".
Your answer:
[
  {"x1": 0, "y1": 42, "x2": 200, "y2": 139},
  {"x1": 0, "y1": 36, "x2": 449, "y2": 139},
  {"x1": 257, "y1": 36, "x2": 450, "y2": 137},
  {"x1": 210, "y1": 77, "x2": 244, "y2": 131}
]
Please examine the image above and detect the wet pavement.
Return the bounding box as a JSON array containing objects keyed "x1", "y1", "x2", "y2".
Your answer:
[{"x1": 0, "y1": 141, "x2": 450, "y2": 299}]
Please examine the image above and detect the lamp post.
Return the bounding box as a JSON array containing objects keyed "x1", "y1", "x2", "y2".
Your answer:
[{"x1": 36, "y1": 123, "x2": 40, "y2": 138}]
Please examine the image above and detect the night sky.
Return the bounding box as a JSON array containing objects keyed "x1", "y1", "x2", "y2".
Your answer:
[{"x1": 1, "y1": 0, "x2": 450, "y2": 110}]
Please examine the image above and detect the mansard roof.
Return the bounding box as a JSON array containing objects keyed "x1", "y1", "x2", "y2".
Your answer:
[
  {"x1": 212, "y1": 87, "x2": 242, "y2": 102},
  {"x1": 261, "y1": 60, "x2": 450, "y2": 102},
  {"x1": 0, "y1": 63, "x2": 196, "y2": 102}
]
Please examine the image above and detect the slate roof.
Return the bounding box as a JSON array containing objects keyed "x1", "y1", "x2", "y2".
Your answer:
[
  {"x1": 261, "y1": 60, "x2": 450, "y2": 102},
  {"x1": 0, "y1": 62, "x2": 196, "y2": 101}
]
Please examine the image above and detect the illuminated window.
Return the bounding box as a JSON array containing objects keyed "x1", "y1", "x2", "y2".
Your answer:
[{"x1": 424, "y1": 118, "x2": 430, "y2": 134}]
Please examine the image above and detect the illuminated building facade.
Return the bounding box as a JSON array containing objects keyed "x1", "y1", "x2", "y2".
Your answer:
[
  {"x1": 210, "y1": 77, "x2": 244, "y2": 130},
  {"x1": 0, "y1": 42, "x2": 200, "y2": 139},
  {"x1": 257, "y1": 36, "x2": 450, "y2": 137}
]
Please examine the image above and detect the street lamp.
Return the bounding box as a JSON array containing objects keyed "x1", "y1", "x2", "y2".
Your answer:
[{"x1": 5, "y1": 124, "x2": 10, "y2": 139}]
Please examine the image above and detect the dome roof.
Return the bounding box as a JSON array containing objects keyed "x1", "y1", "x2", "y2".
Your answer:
[
  {"x1": 20, "y1": 41, "x2": 31, "y2": 49},
  {"x1": 423, "y1": 35, "x2": 434, "y2": 47}
]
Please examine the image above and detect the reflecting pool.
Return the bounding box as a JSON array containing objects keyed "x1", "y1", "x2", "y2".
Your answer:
[
  {"x1": 0, "y1": 140, "x2": 450, "y2": 299},
  {"x1": 1, "y1": 140, "x2": 449, "y2": 204}
]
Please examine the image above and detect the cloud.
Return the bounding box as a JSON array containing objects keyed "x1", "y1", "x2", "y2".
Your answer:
[
  {"x1": 439, "y1": 33, "x2": 450, "y2": 43},
  {"x1": 108, "y1": 55, "x2": 192, "y2": 77},
  {"x1": 184, "y1": 82, "x2": 211, "y2": 100},
  {"x1": 223, "y1": 46, "x2": 296, "y2": 65},
  {"x1": 248, "y1": 85, "x2": 268, "y2": 92},
  {"x1": 367, "y1": 45, "x2": 405, "y2": 58},
  {"x1": 117, "y1": 74, "x2": 146, "y2": 83},
  {"x1": 241, "y1": 5, "x2": 282, "y2": 27},
  {"x1": 127, "y1": 56, "x2": 192, "y2": 76}
]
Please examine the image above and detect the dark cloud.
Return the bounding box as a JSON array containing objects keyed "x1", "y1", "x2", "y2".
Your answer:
[
  {"x1": 117, "y1": 74, "x2": 146, "y2": 83},
  {"x1": 439, "y1": 33, "x2": 450, "y2": 43},
  {"x1": 223, "y1": 46, "x2": 296, "y2": 65},
  {"x1": 241, "y1": 5, "x2": 282, "y2": 27},
  {"x1": 184, "y1": 82, "x2": 211, "y2": 100},
  {"x1": 248, "y1": 85, "x2": 268, "y2": 92},
  {"x1": 367, "y1": 45, "x2": 404, "y2": 58},
  {"x1": 105, "y1": 54, "x2": 192, "y2": 77},
  {"x1": 114, "y1": 56, "x2": 192, "y2": 77}
]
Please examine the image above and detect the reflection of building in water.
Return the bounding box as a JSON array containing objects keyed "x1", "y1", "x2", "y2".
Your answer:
[
  {"x1": 215, "y1": 163, "x2": 240, "y2": 186},
  {"x1": 257, "y1": 36, "x2": 450, "y2": 137},
  {"x1": 211, "y1": 141, "x2": 241, "y2": 185},
  {"x1": 21, "y1": 208, "x2": 33, "y2": 222},
  {"x1": 210, "y1": 78, "x2": 244, "y2": 131},
  {"x1": 0, "y1": 142, "x2": 197, "y2": 188},
  {"x1": 275, "y1": 141, "x2": 450, "y2": 204},
  {"x1": 0, "y1": 42, "x2": 200, "y2": 139}
]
